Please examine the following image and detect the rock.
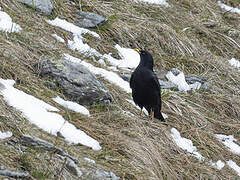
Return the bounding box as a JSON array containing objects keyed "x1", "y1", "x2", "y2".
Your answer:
[
  {"x1": 185, "y1": 75, "x2": 207, "y2": 84},
  {"x1": 119, "y1": 74, "x2": 131, "y2": 82},
  {"x1": 169, "y1": 68, "x2": 181, "y2": 76},
  {"x1": 74, "y1": 11, "x2": 107, "y2": 28},
  {"x1": 37, "y1": 59, "x2": 112, "y2": 105},
  {"x1": 43, "y1": 81, "x2": 57, "y2": 90},
  {"x1": 66, "y1": 158, "x2": 82, "y2": 177},
  {"x1": 20, "y1": 135, "x2": 79, "y2": 164},
  {"x1": 159, "y1": 80, "x2": 176, "y2": 89},
  {"x1": 16, "y1": 0, "x2": 53, "y2": 15},
  {"x1": 94, "y1": 170, "x2": 120, "y2": 180},
  {"x1": 0, "y1": 170, "x2": 29, "y2": 179}
]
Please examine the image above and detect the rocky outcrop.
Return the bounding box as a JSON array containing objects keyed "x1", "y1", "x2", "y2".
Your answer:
[
  {"x1": 37, "y1": 59, "x2": 112, "y2": 105},
  {"x1": 16, "y1": 0, "x2": 53, "y2": 15},
  {"x1": 74, "y1": 11, "x2": 107, "y2": 28},
  {"x1": 20, "y1": 135, "x2": 79, "y2": 164}
]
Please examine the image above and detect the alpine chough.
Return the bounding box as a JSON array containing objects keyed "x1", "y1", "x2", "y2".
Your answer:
[{"x1": 130, "y1": 49, "x2": 165, "y2": 121}]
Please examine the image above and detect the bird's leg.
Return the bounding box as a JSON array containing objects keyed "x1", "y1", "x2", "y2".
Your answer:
[
  {"x1": 139, "y1": 109, "x2": 142, "y2": 116},
  {"x1": 151, "y1": 110, "x2": 154, "y2": 120}
]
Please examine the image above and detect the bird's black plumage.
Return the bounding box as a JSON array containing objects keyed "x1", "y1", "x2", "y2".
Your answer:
[{"x1": 130, "y1": 49, "x2": 165, "y2": 121}]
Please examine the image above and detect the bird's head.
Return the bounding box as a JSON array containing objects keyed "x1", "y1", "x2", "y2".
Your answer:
[{"x1": 134, "y1": 48, "x2": 154, "y2": 70}]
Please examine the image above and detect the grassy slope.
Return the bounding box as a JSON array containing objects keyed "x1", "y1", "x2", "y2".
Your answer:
[{"x1": 0, "y1": 0, "x2": 240, "y2": 179}]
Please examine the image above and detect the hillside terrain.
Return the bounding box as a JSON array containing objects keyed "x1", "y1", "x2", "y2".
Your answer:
[{"x1": 0, "y1": 0, "x2": 240, "y2": 179}]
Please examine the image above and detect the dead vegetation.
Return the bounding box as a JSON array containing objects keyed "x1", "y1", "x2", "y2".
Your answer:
[{"x1": 0, "y1": 0, "x2": 240, "y2": 179}]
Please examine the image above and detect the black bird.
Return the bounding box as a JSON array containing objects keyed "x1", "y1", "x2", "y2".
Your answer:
[{"x1": 130, "y1": 49, "x2": 165, "y2": 121}]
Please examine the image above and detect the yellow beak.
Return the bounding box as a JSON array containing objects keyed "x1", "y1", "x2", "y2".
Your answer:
[{"x1": 134, "y1": 48, "x2": 140, "y2": 54}]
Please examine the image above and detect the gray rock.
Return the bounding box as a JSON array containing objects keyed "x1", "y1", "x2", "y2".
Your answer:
[
  {"x1": 169, "y1": 68, "x2": 181, "y2": 76},
  {"x1": 37, "y1": 59, "x2": 112, "y2": 105},
  {"x1": 185, "y1": 75, "x2": 207, "y2": 84},
  {"x1": 43, "y1": 81, "x2": 57, "y2": 90},
  {"x1": 20, "y1": 135, "x2": 79, "y2": 164},
  {"x1": 120, "y1": 74, "x2": 131, "y2": 82},
  {"x1": 0, "y1": 170, "x2": 29, "y2": 179},
  {"x1": 17, "y1": 0, "x2": 53, "y2": 15},
  {"x1": 74, "y1": 11, "x2": 107, "y2": 28},
  {"x1": 95, "y1": 170, "x2": 120, "y2": 180},
  {"x1": 66, "y1": 158, "x2": 82, "y2": 177},
  {"x1": 159, "y1": 80, "x2": 176, "y2": 89}
]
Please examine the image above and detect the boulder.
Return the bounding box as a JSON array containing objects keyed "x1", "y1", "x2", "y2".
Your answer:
[
  {"x1": 37, "y1": 59, "x2": 112, "y2": 105},
  {"x1": 17, "y1": 0, "x2": 53, "y2": 15},
  {"x1": 74, "y1": 11, "x2": 107, "y2": 28}
]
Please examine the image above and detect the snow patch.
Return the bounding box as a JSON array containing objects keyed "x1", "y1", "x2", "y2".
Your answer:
[
  {"x1": 227, "y1": 160, "x2": 240, "y2": 176},
  {"x1": 166, "y1": 71, "x2": 201, "y2": 91},
  {"x1": 0, "y1": 11, "x2": 22, "y2": 33},
  {"x1": 84, "y1": 157, "x2": 96, "y2": 164},
  {"x1": 51, "y1": 34, "x2": 65, "y2": 43},
  {"x1": 0, "y1": 131, "x2": 12, "y2": 140},
  {"x1": 210, "y1": 160, "x2": 225, "y2": 170},
  {"x1": 171, "y1": 128, "x2": 205, "y2": 161},
  {"x1": 229, "y1": 58, "x2": 240, "y2": 68},
  {"x1": 218, "y1": 1, "x2": 240, "y2": 14},
  {"x1": 215, "y1": 134, "x2": 240, "y2": 155},
  {"x1": 47, "y1": 18, "x2": 99, "y2": 38},
  {"x1": 103, "y1": 45, "x2": 140, "y2": 70},
  {"x1": 47, "y1": 18, "x2": 140, "y2": 71},
  {"x1": 0, "y1": 79, "x2": 101, "y2": 151},
  {"x1": 68, "y1": 34, "x2": 101, "y2": 57},
  {"x1": 52, "y1": 96, "x2": 90, "y2": 116},
  {"x1": 136, "y1": 0, "x2": 169, "y2": 7}
]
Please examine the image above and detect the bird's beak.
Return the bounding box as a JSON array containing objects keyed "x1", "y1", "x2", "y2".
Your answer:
[{"x1": 134, "y1": 48, "x2": 140, "y2": 54}]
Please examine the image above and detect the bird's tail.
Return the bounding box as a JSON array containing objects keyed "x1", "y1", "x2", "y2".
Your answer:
[{"x1": 154, "y1": 107, "x2": 165, "y2": 122}]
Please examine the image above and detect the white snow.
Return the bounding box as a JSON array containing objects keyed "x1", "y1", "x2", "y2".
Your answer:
[
  {"x1": 84, "y1": 157, "x2": 96, "y2": 164},
  {"x1": 0, "y1": 11, "x2": 22, "y2": 33},
  {"x1": 136, "y1": 0, "x2": 169, "y2": 7},
  {"x1": 0, "y1": 79, "x2": 101, "y2": 151},
  {"x1": 64, "y1": 54, "x2": 132, "y2": 93},
  {"x1": 67, "y1": 36, "x2": 139, "y2": 70},
  {"x1": 47, "y1": 18, "x2": 102, "y2": 57},
  {"x1": 68, "y1": 34, "x2": 101, "y2": 57},
  {"x1": 162, "y1": 113, "x2": 168, "y2": 119},
  {"x1": 218, "y1": 1, "x2": 240, "y2": 15},
  {"x1": 227, "y1": 160, "x2": 240, "y2": 176},
  {"x1": 51, "y1": 34, "x2": 65, "y2": 43},
  {"x1": 103, "y1": 45, "x2": 140, "y2": 70},
  {"x1": 210, "y1": 160, "x2": 225, "y2": 170},
  {"x1": 171, "y1": 128, "x2": 205, "y2": 161},
  {"x1": 215, "y1": 134, "x2": 240, "y2": 155},
  {"x1": 0, "y1": 131, "x2": 12, "y2": 140},
  {"x1": 47, "y1": 18, "x2": 100, "y2": 38},
  {"x1": 166, "y1": 71, "x2": 201, "y2": 91},
  {"x1": 47, "y1": 18, "x2": 141, "y2": 71},
  {"x1": 229, "y1": 58, "x2": 240, "y2": 68},
  {"x1": 52, "y1": 96, "x2": 90, "y2": 116},
  {"x1": 122, "y1": 110, "x2": 135, "y2": 117}
]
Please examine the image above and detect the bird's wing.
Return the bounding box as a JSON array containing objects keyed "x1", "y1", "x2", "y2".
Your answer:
[{"x1": 151, "y1": 73, "x2": 161, "y2": 92}]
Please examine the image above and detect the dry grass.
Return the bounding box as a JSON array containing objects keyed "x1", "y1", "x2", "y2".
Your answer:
[{"x1": 0, "y1": 0, "x2": 240, "y2": 179}]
